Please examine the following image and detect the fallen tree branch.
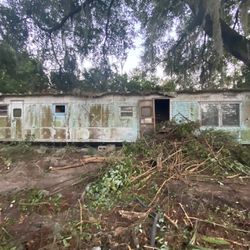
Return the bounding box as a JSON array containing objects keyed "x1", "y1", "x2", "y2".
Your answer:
[
  {"x1": 49, "y1": 157, "x2": 106, "y2": 171},
  {"x1": 189, "y1": 216, "x2": 250, "y2": 234}
]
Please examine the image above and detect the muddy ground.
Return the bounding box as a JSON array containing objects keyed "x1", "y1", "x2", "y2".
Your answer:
[{"x1": 0, "y1": 144, "x2": 249, "y2": 249}]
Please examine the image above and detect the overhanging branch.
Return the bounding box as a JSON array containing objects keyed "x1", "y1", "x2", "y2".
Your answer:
[{"x1": 33, "y1": 0, "x2": 94, "y2": 34}]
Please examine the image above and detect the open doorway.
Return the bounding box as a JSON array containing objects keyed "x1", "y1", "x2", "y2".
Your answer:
[{"x1": 154, "y1": 99, "x2": 170, "y2": 125}]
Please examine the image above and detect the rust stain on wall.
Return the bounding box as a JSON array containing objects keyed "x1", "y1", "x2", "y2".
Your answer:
[
  {"x1": 41, "y1": 106, "x2": 52, "y2": 127},
  {"x1": 54, "y1": 129, "x2": 66, "y2": 140},
  {"x1": 41, "y1": 128, "x2": 51, "y2": 139},
  {"x1": 16, "y1": 119, "x2": 22, "y2": 138},
  {"x1": 102, "y1": 106, "x2": 109, "y2": 127},
  {"x1": 0, "y1": 128, "x2": 11, "y2": 138},
  {"x1": 89, "y1": 105, "x2": 102, "y2": 127},
  {"x1": 0, "y1": 117, "x2": 11, "y2": 127},
  {"x1": 5, "y1": 128, "x2": 11, "y2": 138}
]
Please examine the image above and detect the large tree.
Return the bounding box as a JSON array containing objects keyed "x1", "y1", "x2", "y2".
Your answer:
[
  {"x1": 1, "y1": 0, "x2": 250, "y2": 89},
  {"x1": 0, "y1": 42, "x2": 48, "y2": 93}
]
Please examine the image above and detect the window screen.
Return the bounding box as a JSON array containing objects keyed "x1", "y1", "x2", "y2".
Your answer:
[
  {"x1": 141, "y1": 106, "x2": 152, "y2": 118},
  {"x1": 221, "y1": 104, "x2": 240, "y2": 126},
  {"x1": 120, "y1": 106, "x2": 133, "y2": 117},
  {"x1": 0, "y1": 105, "x2": 8, "y2": 116},
  {"x1": 201, "y1": 104, "x2": 219, "y2": 126},
  {"x1": 13, "y1": 108, "x2": 22, "y2": 118}
]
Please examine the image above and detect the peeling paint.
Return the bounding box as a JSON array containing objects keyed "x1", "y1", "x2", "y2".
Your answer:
[
  {"x1": 89, "y1": 105, "x2": 102, "y2": 127},
  {"x1": 0, "y1": 92, "x2": 248, "y2": 143},
  {"x1": 41, "y1": 106, "x2": 52, "y2": 127}
]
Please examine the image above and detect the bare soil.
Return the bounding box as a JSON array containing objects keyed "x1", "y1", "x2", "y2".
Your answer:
[{"x1": 0, "y1": 145, "x2": 249, "y2": 249}]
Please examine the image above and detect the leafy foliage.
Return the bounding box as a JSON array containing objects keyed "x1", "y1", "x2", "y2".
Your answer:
[
  {"x1": 86, "y1": 158, "x2": 136, "y2": 209},
  {"x1": 0, "y1": 42, "x2": 48, "y2": 93},
  {"x1": 1, "y1": 0, "x2": 250, "y2": 90}
]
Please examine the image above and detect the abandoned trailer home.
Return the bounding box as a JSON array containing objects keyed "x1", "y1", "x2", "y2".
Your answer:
[{"x1": 0, "y1": 89, "x2": 249, "y2": 143}]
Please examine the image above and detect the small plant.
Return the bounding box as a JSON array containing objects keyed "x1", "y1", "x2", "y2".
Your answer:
[{"x1": 86, "y1": 158, "x2": 136, "y2": 209}]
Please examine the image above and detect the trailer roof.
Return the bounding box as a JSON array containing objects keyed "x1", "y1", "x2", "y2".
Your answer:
[{"x1": 0, "y1": 89, "x2": 250, "y2": 98}]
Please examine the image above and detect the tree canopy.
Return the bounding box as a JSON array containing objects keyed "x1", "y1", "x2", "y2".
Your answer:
[
  {"x1": 0, "y1": 42, "x2": 48, "y2": 93},
  {"x1": 0, "y1": 0, "x2": 250, "y2": 91}
]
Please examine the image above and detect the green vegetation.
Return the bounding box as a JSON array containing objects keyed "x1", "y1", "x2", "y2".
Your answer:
[
  {"x1": 0, "y1": 42, "x2": 48, "y2": 93},
  {"x1": 0, "y1": 123, "x2": 249, "y2": 249},
  {"x1": 1, "y1": 1, "x2": 250, "y2": 90}
]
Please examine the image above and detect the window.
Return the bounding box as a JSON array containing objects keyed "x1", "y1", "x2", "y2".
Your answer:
[
  {"x1": 55, "y1": 105, "x2": 65, "y2": 113},
  {"x1": 141, "y1": 106, "x2": 152, "y2": 118},
  {"x1": 200, "y1": 102, "x2": 240, "y2": 127},
  {"x1": 201, "y1": 104, "x2": 219, "y2": 126},
  {"x1": 0, "y1": 105, "x2": 8, "y2": 116},
  {"x1": 222, "y1": 104, "x2": 240, "y2": 126},
  {"x1": 54, "y1": 104, "x2": 67, "y2": 116},
  {"x1": 120, "y1": 106, "x2": 133, "y2": 117},
  {"x1": 13, "y1": 108, "x2": 22, "y2": 118}
]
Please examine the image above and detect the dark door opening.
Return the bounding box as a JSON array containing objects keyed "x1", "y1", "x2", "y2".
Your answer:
[{"x1": 154, "y1": 99, "x2": 170, "y2": 125}]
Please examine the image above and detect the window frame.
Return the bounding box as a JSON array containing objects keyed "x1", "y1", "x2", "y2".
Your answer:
[
  {"x1": 0, "y1": 104, "x2": 9, "y2": 117},
  {"x1": 200, "y1": 102, "x2": 241, "y2": 128},
  {"x1": 120, "y1": 106, "x2": 134, "y2": 118},
  {"x1": 13, "y1": 108, "x2": 22, "y2": 118},
  {"x1": 53, "y1": 104, "x2": 67, "y2": 116}
]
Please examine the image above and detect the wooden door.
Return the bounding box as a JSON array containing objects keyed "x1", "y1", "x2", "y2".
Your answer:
[{"x1": 139, "y1": 100, "x2": 154, "y2": 137}]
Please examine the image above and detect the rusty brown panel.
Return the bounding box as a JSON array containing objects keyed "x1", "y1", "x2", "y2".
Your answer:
[
  {"x1": 89, "y1": 105, "x2": 102, "y2": 127},
  {"x1": 54, "y1": 129, "x2": 66, "y2": 140},
  {"x1": 0, "y1": 117, "x2": 11, "y2": 127},
  {"x1": 102, "y1": 106, "x2": 109, "y2": 127},
  {"x1": 16, "y1": 119, "x2": 22, "y2": 138},
  {"x1": 41, "y1": 106, "x2": 52, "y2": 127},
  {"x1": 41, "y1": 128, "x2": 51, "y2": 139}
]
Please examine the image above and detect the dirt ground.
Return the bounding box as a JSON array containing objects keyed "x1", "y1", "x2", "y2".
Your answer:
[{"x1": 0, "y1": 144, "x2": 249, "y2": 249}]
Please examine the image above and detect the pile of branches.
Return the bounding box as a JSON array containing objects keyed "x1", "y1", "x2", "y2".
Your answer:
[{"x1": 85, "y1": 121, "x2": 250, "y2": 249}]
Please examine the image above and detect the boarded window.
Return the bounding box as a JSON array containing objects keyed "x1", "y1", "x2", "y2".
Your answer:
[
  {"x1": 0, "y1": 105, "x2": 8, "y2": 116},
  {"x1": 13, "y1": 108, "x2": 22, "y2": 118},
  {"x1": 201, "y1": 104, "x2": 219, "y2": 126},
  {"x1": 141, "y1": 106, "x2": 152, "y2": 118},
  {"x1": 222, "y1": 104, "x2": 240, "y2": 126},
  {"x1": 120, "y1": 106, "x2": 133, "y2": 117}
]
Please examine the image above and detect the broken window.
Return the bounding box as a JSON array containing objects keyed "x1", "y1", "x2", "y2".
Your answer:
[
  {"x1": 120, "y1": 106, "x2": 133, "y2": 117},
  {"x1": 13, "y1": 108, "x2": 22, "y2": 118},
  {"x1": 222, "y1": 104, "x2": 240, "y2": 126},
  {"x1": 141, "y1": 106, "x2": 152, "y2": 118},
  {"x1": 200, "y1": 103, "x2": 240, "y2": 127},
  {"x1": 0, "y1": 105, "x2": 8, "y2": 116},
  {"x1": 201, "y1": 104, "x2": 219, "y2": 126}
]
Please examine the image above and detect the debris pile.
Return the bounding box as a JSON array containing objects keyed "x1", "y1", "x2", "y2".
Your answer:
[
  {"x1": 0, "y1": 122, "x2": 249, "y2": 249},
  {"x1": 85, "y1": 121, "x2": 250, "y2": 249}
]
